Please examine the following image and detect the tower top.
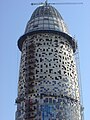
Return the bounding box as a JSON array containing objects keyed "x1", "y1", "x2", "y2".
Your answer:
[{"x1": 18, "y1": 3, "x2": 77, "y2": 52}]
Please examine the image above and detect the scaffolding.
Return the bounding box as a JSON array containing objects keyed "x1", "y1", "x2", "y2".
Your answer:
[{"x1": 73, "y1": 37, "x2": 84, "y2": 120}]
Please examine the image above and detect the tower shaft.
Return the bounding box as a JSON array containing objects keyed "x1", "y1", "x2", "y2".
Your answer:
[{"x1": 15, "y1": 3, "x2": 83, "y2": 120}]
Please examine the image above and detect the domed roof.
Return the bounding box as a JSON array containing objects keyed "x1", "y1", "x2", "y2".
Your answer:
[{"x1": 25, "y1": 4, "x2": 69, "y2": 34}]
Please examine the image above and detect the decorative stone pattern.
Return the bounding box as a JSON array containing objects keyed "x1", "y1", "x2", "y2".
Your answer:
[{"x1": 16, "y1": 33, "x2": 81, "y2": 120}]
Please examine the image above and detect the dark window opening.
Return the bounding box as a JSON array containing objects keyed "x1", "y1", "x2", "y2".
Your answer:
[
  {"x1": 41, "y1": 69, "x2": 43, "y2": 72},
  {"x1": 40, "y1": 76, "x2": 43, "y2": 78},
  {"x1": 58, "y1": 76, "x2": 62, "y2": 79},
  {"x1": 58, "y1": 70, "x2": 61, "y2": 74},
  {"x1": 49, "y1": 69, "x2": 53, "y2": 73},
  {"x1": 40, "y1": 65, "x2": 43, "y2": 68},
  {"x1": 43, "y1": 49, "x2": 45, "y2": 51},
  {"x1": 55, "y1": 77, "x2": 59, "y2": 80},
  {"x1": 49, "y1": 52, "x2": 52, "y2": 55},
  {"x1": 49, "y1": 63, "x2": 51, "y2": 66},
  {"x1": 40, "y1": 58, "x2": 43, "y2": 62},
  {"x1": 36, "y1": 69, "x2": 39, "y2": 74}
]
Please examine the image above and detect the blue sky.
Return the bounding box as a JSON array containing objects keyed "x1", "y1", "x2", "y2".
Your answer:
[{"x1": 0, "y1": 0, "x2": 90, "y2": 120}]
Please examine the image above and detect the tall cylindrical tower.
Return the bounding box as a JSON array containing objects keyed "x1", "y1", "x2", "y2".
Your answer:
[{"x1": 15, "y1": 3, "x2": 83, "y2": 120}]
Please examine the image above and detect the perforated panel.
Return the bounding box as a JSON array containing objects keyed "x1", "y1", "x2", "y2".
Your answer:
[{"x1": 16, "y1": 33, "x2": 81, "y2": 120}]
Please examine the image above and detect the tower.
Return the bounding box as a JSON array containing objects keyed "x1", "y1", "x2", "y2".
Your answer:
[{"x1": 15, "y1": 2, "x2": 83, "y2": 120}]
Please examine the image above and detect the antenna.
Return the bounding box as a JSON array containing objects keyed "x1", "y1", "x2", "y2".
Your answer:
[
  {"x1": 31, "y1": 0, "x2": 83, "y2": 6},
  {"x1": 49, "y1": 2, "x2": 83, "y2": 5}
]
